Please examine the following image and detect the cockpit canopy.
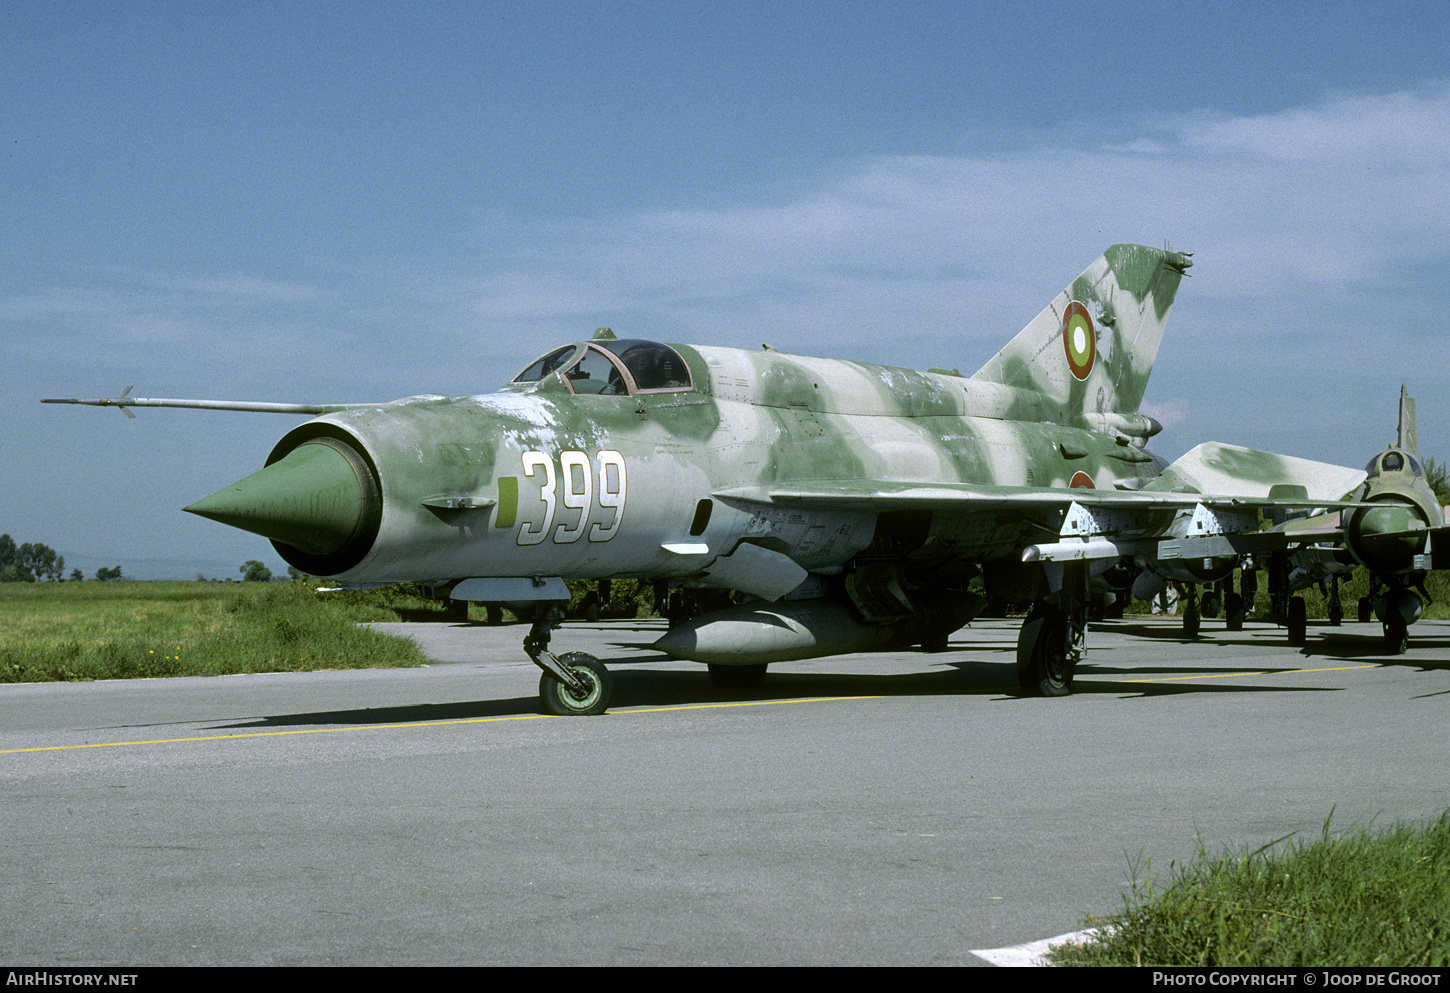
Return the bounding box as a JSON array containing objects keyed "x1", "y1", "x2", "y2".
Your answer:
[
  {"x1": 511, "y1": 339, "x2": 692, "y2": 396},
  {"x1": 1365, "y1": 449, "x2": 1424, "y2": 479}
]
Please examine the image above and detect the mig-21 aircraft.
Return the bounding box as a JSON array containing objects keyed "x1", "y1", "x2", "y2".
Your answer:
[
  {"x1": 47, "y1": 244, "x2": 1371, "y2": 715},
  {"x1": 1245, "y1": 386, "x2": 1449, "y2": 653}
]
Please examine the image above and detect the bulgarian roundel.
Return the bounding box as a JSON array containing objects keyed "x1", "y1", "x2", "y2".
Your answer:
[
  {"x1": 1069, "y1": 471, "x2": 1095, "y2": 489},
  {"x1": 1062, "y1": 301, "x2": 1095, "y2": 381}
]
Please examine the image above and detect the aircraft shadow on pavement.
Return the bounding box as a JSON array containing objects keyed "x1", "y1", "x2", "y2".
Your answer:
[
  {"x1": 1293, "y1": 628, "x2": 1450, "y2": 664},
  {"x1": 1065, "y1": 667, "x2": 1344, "y2": 698},
  {"x1": 212, "y1": 662, "x2": 1031, "y2": 730},
  {"x1": 1106, "y1": 619, "x2": 1450, "y2": 662},
  {"x1": 213, "y1": 695, "x2": 550, "y2": 729},
  {"x1": 212, "y1": 655, "x2": 1364, "y2": 733},
  {"x1": 1106, "y1": 620, "x2": 1291, "y2": 642}
]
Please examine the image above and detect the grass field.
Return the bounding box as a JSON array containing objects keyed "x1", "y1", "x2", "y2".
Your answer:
[
  {"x1": 0, "y1": 581, "x2": 434, "y2": 682},
  {"x1": 1049, "y1": 812, "x2": 1450, "y2": 967},
  {"x1": 2, "y1": 564, "x2": 1445, "y2": 684}
]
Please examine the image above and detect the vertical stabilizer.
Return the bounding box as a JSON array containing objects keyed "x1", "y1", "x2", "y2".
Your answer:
[
  {"x1": 971, "y1": 244, "x2": 1191, "y2": 418},
  {"x1": 1398, "y1": 384, "x2": 1418, "y2": 455}
]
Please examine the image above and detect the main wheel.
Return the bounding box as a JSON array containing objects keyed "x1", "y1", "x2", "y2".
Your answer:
[
  {"x1": 1383, "y1": 617, "x2": 1409, "y2": 655},
  {"x1": 1287, "y1": 597, "x2": 1307, "y2": 647},
  {"x1": 1016, "y1": 610, "x2": 1073, "y2": 697},
  {"x1": 707, "y1": 663, "x2": 768, "y2": 690},
  {"x1": 1224, "y1": 592, "x2": 1245, "y2": 631},
  {"x1": 539, "y1": 652, "x2": 613, "y2": 716}
]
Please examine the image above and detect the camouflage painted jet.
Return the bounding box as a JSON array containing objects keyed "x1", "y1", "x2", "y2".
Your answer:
[
  {"x1": 46, "y1": 244, "x2": 1369, "y2": 715},
  {"x1": 1251, "y1": 386, "x2": 1449, "y2": 653}
]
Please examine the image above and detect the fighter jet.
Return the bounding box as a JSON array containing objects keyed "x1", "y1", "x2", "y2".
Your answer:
[
  {"x1": 46, "y1": 244, "x2": 1369, "y2": 715},
  {"x1": 1250, "y1": 386, "x2": 1449, "y2": 653}
]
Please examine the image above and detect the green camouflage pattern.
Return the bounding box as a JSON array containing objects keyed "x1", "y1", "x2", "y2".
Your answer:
[
  {"x1": 50, "y1": 243, "x2": 1412, "y2": 698},
  {"x1": 173, "y1": 246, "x2": 1370, "y2": 616}
]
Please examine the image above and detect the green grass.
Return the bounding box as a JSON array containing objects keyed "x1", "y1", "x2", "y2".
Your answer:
[
  {"x1": 1050, "y1": 811, "x2": 1450, "y2": 967},
  {"x1": 0, "y1": 581, "x2": 432, "y2": 682}
]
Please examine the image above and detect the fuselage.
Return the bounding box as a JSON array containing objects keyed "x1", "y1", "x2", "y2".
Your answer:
[{"x1": 233, "y1": 337, "x2": 1165, "y2": 588}]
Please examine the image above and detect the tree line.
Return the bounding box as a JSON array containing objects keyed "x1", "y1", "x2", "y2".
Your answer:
[{"x1": 0, "y1": 534, "x2": 122, "y2": 582}]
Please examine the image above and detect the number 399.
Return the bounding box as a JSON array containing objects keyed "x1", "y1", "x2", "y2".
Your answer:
[{"x1": 517, "y1": 450, "x2": 627, "y2": 546}]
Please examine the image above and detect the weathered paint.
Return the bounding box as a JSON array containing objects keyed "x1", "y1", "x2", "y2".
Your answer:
[{"x1": 183, "y1": 245, "x2": 1364, "y2": 620}]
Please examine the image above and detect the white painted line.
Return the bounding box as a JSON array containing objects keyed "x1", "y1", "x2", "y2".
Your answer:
[{"x1": 970, "y1": 929, "x2": 1101, "y2": 967}]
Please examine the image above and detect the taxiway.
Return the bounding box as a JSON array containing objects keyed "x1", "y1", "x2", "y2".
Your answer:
[{"x1": 3, "y1": 616, "x2": 1447, "y2": 966}]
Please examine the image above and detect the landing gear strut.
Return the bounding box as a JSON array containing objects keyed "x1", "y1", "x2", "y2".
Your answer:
[
  {"x1": 1376, "y1": 582, "x2": 1426, "y2": 655},
  {"x1": 1016, "y1": 562, "x2": 1087, "y2": 697},
  {"x1": 1268, "y1": 550, "x2": 1307, "y2": 647},
  {"x1": 524, "y1": 607, "x2": 613, "y2": 716}
]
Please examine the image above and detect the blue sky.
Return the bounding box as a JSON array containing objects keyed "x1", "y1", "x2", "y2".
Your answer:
[{"x1": 5, "y1": 1, "x2": 1449, "y2": 579}]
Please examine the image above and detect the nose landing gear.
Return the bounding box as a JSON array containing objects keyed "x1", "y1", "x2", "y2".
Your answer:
[{"x1": 524, "y1": 606, "x2": 614, "y2": 716}]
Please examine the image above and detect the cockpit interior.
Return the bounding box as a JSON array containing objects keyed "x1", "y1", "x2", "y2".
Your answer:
[{"x1": 512, "y1": 339, "x2": 692, "y2": 396}]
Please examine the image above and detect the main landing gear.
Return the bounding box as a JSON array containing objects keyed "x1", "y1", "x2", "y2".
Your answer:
[
  {"x1": 1177, "y1": 578, "x2": 1246, "y2": 638},
  {"x1": 1374, "y1": 582, "x2": 1426, "y2": 656},
  {"x1": 524, "y1": 607, "x2": 614, "y2": 716},
  {"x1": 1016, "y1": 562, "x2": 1087, "y2": 697}
]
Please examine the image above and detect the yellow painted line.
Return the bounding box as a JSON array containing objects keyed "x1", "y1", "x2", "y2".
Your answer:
[
  {"x1": 1120, "y1": 664, "x2": 1380, "y2": 684},
  {"x1": 1, "y1": 695, "x2": 878, "y2": 755}
]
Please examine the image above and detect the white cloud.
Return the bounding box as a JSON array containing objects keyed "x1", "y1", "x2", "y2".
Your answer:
[
  {"x1": 443, "y1": 84, "x2": 1450, "y2": 368},
  {"x1": 15, "y1": 85, "x2": 1449, "y2": 472},
  {"x1": 387, "y1": 84, "x2": 1446, "y2": 467},
  {"x1": 1182, "y1": 86, "x2": 1450, "y2": 163}
]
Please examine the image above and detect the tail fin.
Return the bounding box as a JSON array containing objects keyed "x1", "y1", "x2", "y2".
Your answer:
[
  {"x1": 971, "y1": 244, "x2": 1191, "y2": 418},
  {"x1": 1398, "y1": 384, "x2": 1418, "y2": 455}
]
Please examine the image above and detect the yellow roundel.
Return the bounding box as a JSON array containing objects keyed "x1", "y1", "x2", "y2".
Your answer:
[{"x1": 1062, "y1": 301, "x2": 1095, "y2": 381}]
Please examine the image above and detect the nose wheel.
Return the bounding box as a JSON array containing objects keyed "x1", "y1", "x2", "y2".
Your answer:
[
  {"x1": 524, "y1": 609, "x2": 614, "y2": 715},
  {"x1": 539, "y1": 652, "x2": 613, "y2": 716}
]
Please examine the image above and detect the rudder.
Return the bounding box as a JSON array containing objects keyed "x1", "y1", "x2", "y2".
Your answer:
[{"x1": 971, "y1": 244, "x2": 1191, "y2": 418}]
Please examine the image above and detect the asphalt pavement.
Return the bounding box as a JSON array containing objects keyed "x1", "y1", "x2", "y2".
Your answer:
[{"x1": 3, "y1": 615, "x2": 1447, "y2": 966}]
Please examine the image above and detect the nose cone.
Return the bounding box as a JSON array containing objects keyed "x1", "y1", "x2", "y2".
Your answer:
[
  {"x1": 185, "y1": 437, "x2": 379, "y2": 561},
  {"x1": 1349, "y1": 502, "x2": 1426, "y2": 572}
]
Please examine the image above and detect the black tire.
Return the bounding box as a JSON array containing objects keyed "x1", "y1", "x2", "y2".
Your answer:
[
  {"x1": 1016, "y1": 610, "x2": 1073, "y2": 697},
  {"x1": 1287, "y1": 598, "x2": 1307, "y2": 647},
  {"x1": 1383, "y1": 618, "x2": 1409, "y2": 655},
  {"x1": 1200, "y1": 593, "x2": 1221, "y2": 619},
  {"x1": 539, "y1": 653, "x2": 612, "y2": 716},
  {"x1": 707, "y1": 663, "x2": 768, "y2": 690},
  {"x1": 1183, "y1": 612, "x2": 1200, "y2": 639},
  {"x1": 1224, "y1": 592, "x2": 1244, "y2": 631},
  {"x1": 1358, "y1": 596, "x2": 1372, "y2": 624}
]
